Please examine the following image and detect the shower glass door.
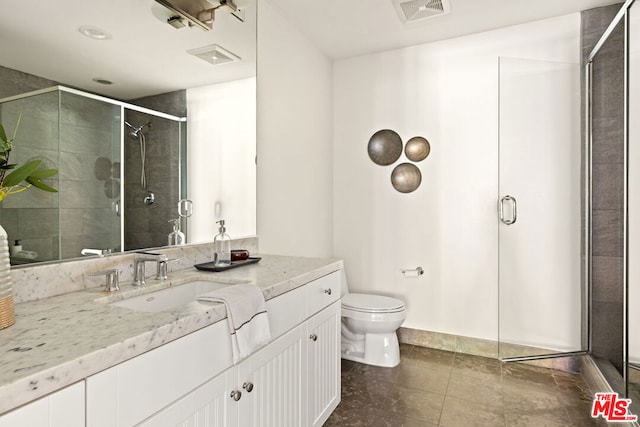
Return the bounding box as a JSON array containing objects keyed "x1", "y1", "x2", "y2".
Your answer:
[
  {"x1": 628, "y1": 0, "x2": 640, "y2": 412},
  {"x1": 498, "y1": 57, "x2": 585, "y2": 360}
]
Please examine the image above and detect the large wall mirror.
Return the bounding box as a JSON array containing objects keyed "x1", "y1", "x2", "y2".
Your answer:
[{"x1": 0, "y1": 0, "x2": 257, "y2": 265}]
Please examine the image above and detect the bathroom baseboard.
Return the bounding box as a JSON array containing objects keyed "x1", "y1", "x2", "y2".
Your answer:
[
  {"x1": 398, "y1": 327, "x2": 500, "y2": 358},
  {"x1": 398, "y1": 327, "x2": 593, "y2": 372}
]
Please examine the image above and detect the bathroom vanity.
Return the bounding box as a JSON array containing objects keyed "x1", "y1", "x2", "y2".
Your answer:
[{"x1": 0, "y1": 254, "x2": 342, "y2": 427}]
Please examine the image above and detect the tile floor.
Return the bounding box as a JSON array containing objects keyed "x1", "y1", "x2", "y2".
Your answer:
[{"x1": 325, "y1": 344, "x2": 611, "y2": 427}]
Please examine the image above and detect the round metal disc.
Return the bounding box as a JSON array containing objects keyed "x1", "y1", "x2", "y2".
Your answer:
[
  {"x1": 94, "y1": 157, "x2": 112, "y2": 180},
  {"x1": 367, "y1": 129, "x2": 403, "y2": 166},
  {"x1": 391, "y1": 163, "x2": 422, "y2": 193},
  {"x1": 405, "y1": 136, "x2": 431, "y2": 162},
  {"x1": 104, "y1": 179, "x2": 120, "y2": 199}
]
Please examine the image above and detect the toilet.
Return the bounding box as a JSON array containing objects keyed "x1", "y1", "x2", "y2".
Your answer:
[{"x1": 340, "y1": 274, "x2": 407, "y2": 368}]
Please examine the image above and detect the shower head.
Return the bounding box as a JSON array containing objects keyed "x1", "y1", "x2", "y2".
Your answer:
[{"x1": 124, "y1": 121, "x2": 145, "y2": 138}]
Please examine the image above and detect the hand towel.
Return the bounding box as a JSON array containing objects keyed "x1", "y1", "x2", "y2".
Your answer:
[{"x1": 198, "y1": 284, "x2": 271, "y2": 363}]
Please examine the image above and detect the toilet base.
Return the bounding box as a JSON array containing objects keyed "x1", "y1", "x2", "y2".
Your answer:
[{"x1": 341, "y1": 331, "x2": 401, "y2": 368}]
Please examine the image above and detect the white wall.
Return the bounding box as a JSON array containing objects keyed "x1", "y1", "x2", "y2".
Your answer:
[
  {"x1": 333, "y1": 15, "x2": 580, "y2": 341},
  {"x1": 187, "y1": 78, "x2": 256, "y2": 242},
  {"x1": 256, "y1": 0, "x2": 334, "y2": 257}
]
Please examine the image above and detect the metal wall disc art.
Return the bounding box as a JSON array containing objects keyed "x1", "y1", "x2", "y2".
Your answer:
[
  {"x1": 405, "y1": 136, "x2": 431, "y2": 162},
  {"x1": 104, "y1": 179, "x2": 120, "y2": 199},
  {"x1": 367, "y1": 129, "x2": 403, "y2": 166},
  {"x1": 391, "y1": 163, "x2": 422, "y2": 193},
  {"x1": 94, "y1": 157, "x2": 112, "y2": 180},
  {"x1": 367, "y1": 129, "x2": 430, "y2": 193}
]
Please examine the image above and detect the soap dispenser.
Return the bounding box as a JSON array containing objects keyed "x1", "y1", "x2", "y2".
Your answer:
[
  {"x1": 214, "y1": 220, "x2": 231, "y2": 267},
  {"x1": 167, "y1": 218, "x2": 185, "y2": 246},
  {"x1": 10, "y1": 240, "x2": 22, "y2": 257}
]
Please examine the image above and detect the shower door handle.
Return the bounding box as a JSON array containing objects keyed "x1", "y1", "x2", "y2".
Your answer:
[{"x1": 499, "y1": 195, "x2": 517, "y2": 225}]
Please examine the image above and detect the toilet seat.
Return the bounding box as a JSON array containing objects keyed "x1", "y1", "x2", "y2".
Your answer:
[{"x1": 341, "y1": 293, "x2": 405, "y2": 314}]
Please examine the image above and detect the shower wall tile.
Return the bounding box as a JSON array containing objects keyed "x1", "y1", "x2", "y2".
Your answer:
[
  {"x1": 583, "y1": 3, "x2": 625, "y2": 374},
  {"x1": 592, "y1": 256, "x2": 624, "y2": 304},
  {"x1": 60, "y1": 152, "x2": 102, "y2": 181},
  {"x1": 0, "y1": 209, "x2": 19, "y2": 234},
  {"x1": 592, "y1": 117, "x2": 625, "y2": 164},
  {"x1": 59, "y1": 123, "x2": 113, "y2": 156},
  {"x1": 581, "y1": 5, "x2": 621, "y2": 53},
  {"x1": 0, "y1": 65, "x2": 57, "y2": 98},
  {"x1": 20, "y1": 236, "x2": 57, "y2": 262},
  {"x1": 591, "y1": 209, "x2": 624, "y2": 257},
  {"x1": 592, "y1": 163, "x2": 624, "y2": 210},
  {"x1": 59, "y1": 180, "x2": 112, "y2": 209},
  {"x1": 60, "y1": 209, "x2": 85, "y2": 237},
  {"x1": 19, "y1": 208, "x2": 59, "y2": 238},
  {"x1": 591, "y1": 300, "x2": 624, "y2": 372},
  {"x1": 131, "y1": 90, "x2": 187, "y2": 117}
]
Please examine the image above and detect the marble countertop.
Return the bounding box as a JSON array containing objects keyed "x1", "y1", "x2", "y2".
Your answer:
[{"x1": 0, "y1": 254, "x2": 343, "y2": 415}]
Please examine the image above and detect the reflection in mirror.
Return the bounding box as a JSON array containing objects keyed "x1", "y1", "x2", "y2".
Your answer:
[
  {"x1": 0, "y1": 0, "x2": 257, "y2": 265},
  {"x1": 0, "y1": 86, "x2": 186, "y2": 263}
]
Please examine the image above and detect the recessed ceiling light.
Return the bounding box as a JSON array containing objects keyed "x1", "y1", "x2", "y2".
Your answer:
[
  {"x1": 92, "y1": 78, "x2": 113, "y2": 85},
  {"x1": 78, "y1": 25, "x2": 112, "y2": 40}
]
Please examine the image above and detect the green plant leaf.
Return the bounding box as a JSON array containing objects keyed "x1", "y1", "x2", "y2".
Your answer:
[
  {"x1": 25, "y1": 177, "x2": 58, "y2": 193},
  {"x1": 3, "y1": 159, "x2": 41, "y2": 187},
  {"x1": 29, "y1": 168, "x2": 58, "y2": 180},
  {"x1": 0, "y1": 124, "x2": 7, "y2": 143},
  {"x1": 0, "y1": 163, "x2": 16, "y2": 170}
]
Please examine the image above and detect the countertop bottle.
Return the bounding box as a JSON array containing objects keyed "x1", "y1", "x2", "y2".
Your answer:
[
  {"x1": 167, "y1": 218, "x2": 185, "y2": 246},
  {"x1": 214, "y1": 220, "x2": 231, "y2": 267}
]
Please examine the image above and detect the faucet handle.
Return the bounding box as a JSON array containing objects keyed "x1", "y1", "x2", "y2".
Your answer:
[
  {"x1": 89, "y1": 269, "x2": 120, "y2": 292},
  {"x1": 156, "y1": 258, "x2": 178, "y2": 280}
]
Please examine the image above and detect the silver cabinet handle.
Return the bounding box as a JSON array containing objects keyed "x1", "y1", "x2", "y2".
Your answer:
[
  {"x1": 324, "y1": 288, "x2": 332, "y2": 295},
  {"x1": 230, "y1": 390, "x2": 242, "y2": 401},
  {"x1": 499, "y1": 195, "x2": 517, "y2": 225},
  {"x1": 309, "y1": 334, "x2": 318, "y2": 342},
  {"x1": 243, "y1": 382, "x2": 254, "y2": 393}
]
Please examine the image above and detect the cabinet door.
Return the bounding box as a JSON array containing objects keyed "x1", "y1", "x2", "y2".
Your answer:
[
  {"x1": 138, "y1": 367, "x2": 238, "y2": 427},
  {"x1": 0, "y1": 381, "x2": 84, "y2": 427},
  {"x1": 235, "y1": 324, "x2": 306, "y2": 427},
  {"x1": 307, "y1": 301, "x2": 341, "y2": 427}
]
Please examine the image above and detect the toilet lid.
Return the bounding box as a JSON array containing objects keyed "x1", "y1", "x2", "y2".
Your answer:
[{"x1": 341, "y1": 293, "x2": 405, "y2": 313}]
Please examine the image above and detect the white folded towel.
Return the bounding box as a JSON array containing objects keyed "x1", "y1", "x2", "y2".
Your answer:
[{"x1": 198, "y1": 284, "x2": 271, "y2": 363}]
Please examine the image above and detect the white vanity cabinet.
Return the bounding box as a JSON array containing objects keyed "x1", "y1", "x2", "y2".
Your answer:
[
  {"x1": 140, "y1": 323, "x2": 307, "y2": 427},
  {"x1": 306, "y1": 300, "x2": 341, "y2": 427},
  {"x1": 87, "y1": 270, "x2": 342, "y2": 427},
  {"x1": 0, "y1": 381, "x2": 85, "y2": 427}
]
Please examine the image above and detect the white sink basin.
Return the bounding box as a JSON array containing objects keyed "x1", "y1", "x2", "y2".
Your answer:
[{"x1": 110, "y1": 281, "x2": 231, "y2": 313}]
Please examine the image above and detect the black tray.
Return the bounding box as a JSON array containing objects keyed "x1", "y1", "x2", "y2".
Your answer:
[{"x1": 194, "y1": 257, "x2": 261, "y2": 272}]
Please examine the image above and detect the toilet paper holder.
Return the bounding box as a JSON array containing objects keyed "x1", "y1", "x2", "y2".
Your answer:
[{"x1": 400, "y1": 267, "x2": 424, "y2": 277}]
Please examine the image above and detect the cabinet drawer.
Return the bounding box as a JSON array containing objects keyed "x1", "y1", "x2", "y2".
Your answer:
[
  {"x1": 266, "y1": 284, "x2": 306, "y2": 338},
  {"x1": 0, "y1": 381, "x2": 84, "y2": 427},
  {"x1": 306, "y1": 271, "x2": 340, "y2": 317},
  {"x1": 87, "y1": 320, "x2": 233, "y2": 427}
]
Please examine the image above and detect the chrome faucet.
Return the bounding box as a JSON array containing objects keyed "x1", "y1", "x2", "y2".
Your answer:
[
  {"x1": 81, "y1": 248, "x2": 112, "y2": 257},
  {"x1": 155, "y1": 258, "x2": 178, "y2": 281},
  {"x1": 89, "y1": 269, "x2": 120, "y2": 292},
  {"x1": 133, "y1": 252, "x2": 168, "y2": 286}
]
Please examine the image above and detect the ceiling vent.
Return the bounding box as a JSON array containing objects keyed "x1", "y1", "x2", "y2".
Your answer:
[
  {"x1": 187, "y1": 44, "x2": 241, "y2": 66},
  {"x1": 393, "y1": 0, "x2": 451, "y2": 23}
]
